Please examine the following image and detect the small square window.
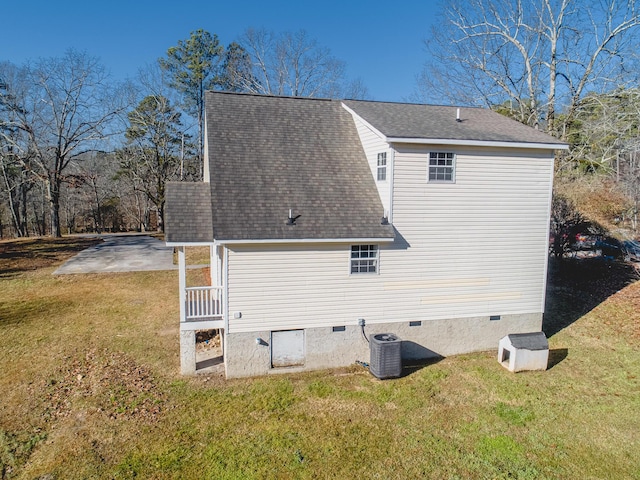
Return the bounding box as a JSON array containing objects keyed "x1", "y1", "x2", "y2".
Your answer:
[
  {"x1": 377, "y1": 152, "x2": 387, "y2": 181},
  {"x1": 350, "y1": 245, "x2": 378, "y2": 274},
  {"x1": 332, "y1": 326, "x2": 346, "y2": 332},
  {"x1": 428, "y1": 152, "x2": 455, "y2": 182}
]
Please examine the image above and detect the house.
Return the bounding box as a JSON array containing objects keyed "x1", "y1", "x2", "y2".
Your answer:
[{"x1": 165, "y1": 91, "x2": 567, "y2": 378}]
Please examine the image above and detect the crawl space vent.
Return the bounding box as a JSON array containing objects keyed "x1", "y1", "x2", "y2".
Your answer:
[{"x1": 369, "y1": 333, "x2": 402, "y2": 379}]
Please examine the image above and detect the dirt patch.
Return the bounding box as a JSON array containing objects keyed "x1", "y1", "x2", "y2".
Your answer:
[
  {"x1": 196, "y1": 329, "x2": 221, "y2": 353},
  {"x1": 35, "y1": 348, "x2": 167, "y2": 423},
  {"x1": 0, "y1": 237, "x2": 102, "y2": 278}
]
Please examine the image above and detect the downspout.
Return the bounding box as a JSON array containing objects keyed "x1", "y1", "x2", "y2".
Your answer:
[
  {"x1": 223, "y1": 245, "x2": 230, "y2": 372},
  {"x1": 388, "y1": 145, "x2": 396, "y2": 224}
]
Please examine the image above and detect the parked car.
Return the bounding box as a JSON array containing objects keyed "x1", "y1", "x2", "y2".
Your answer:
[
  {"x1": 596, "y1": 237, "x2": 624, "y2": 259},
  {"x1": 573, "y1": 232, "x2": 598, "y2": 250}
]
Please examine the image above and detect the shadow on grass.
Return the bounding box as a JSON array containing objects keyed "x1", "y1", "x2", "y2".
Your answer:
[
  {"x1": 0, "y1": 237, "x2": 102, "y2": 278},
  {"x1": 544, "y1": 256, "x2": 639, "y2": 337},
  {"x1": 0, "y1": 297, "x2": 74, "y2": 328},
  {"x1": 547, "y1": 348, "x2": 569, "y2": 369},
  {"x1": 400, "y1": 341, "x2": 445, "y2": 377},
  {"x1": 401, "y1": 355, "x2": 445, "y2": 377}
]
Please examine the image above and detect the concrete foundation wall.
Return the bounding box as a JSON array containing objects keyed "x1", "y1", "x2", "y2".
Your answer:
[
  {"x1": 223, "y1": 312, "x2": 542, "y2": 378},
  {"x1": 180, "y1": 330, "x2": 196, "y2": 375}
]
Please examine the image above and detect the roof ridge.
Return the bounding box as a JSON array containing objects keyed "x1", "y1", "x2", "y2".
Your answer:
[
  {"x1": 205, "y1": 90, "x2": 334, "y2": 102},
  {"x1": 344, "y1": 98, "x2": 486, "y2": 109}
]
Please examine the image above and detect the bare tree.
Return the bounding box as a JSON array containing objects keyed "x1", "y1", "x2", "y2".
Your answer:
[
  {"x1": 563, "y1": 89, "x2": 640, "y2": 173},
  {"x1": 237, "y1": 28, "x2": 365, "y2": 99},
  {"x1": 0, "y1": 62, "x2": 30, "y2": 237},
  {"x1": 6, "y1": 50, "x2": 128, "y2": 236},
  {"x1": 550, "y1": 193, "x2": 584, "y2": 258},
  {"x1": 419, "y1": 0, "x2": 640, "y2": 135}
]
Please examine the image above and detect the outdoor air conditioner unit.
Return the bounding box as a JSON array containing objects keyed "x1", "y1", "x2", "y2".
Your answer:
[{"x1": 369, "y1": 333, "x2": 402, "y2": 379}]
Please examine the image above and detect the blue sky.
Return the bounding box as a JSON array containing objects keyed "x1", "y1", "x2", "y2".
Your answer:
[{"x1": 2, "y1": 0, "x2": 441, "y2": 102}]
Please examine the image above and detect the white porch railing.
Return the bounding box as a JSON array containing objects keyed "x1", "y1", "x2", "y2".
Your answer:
[{"x1": 185, "y1": 286, "x2": 223, "y2": 320}]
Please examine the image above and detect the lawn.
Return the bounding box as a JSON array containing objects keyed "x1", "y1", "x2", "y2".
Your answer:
[{"x1": 1, "y1": 238, "x2": 639, "y2": 479}]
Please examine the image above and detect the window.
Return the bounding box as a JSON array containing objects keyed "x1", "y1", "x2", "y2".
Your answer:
[
  {"x1": 351, "y1": 245, "x2": 378, "y2": 274},
  {"x1": 377, "y1": 152, "x2": 387, "y2": 181},
  {"x1": 428, "y1": 152, "x2": 455, "y2": 182}
]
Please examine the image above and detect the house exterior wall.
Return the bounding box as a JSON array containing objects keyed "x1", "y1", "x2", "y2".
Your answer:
[
  {"x1": 351, "y1": 114, "x2": 391, "y2": 216},
  {"x1": 388, "y1": 144, "x2": 554, "y2": 319},
  {"x1": 222, "y1": 144, "x2": 555, "y2": 377},
  {"x1": 227, "y1": 243, "x2": 387, "y2": 333}
]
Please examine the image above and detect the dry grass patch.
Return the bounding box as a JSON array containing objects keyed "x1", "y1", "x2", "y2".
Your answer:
[
  {"x1": 171, "y1": 245, "x2": 211, "y2": 266},
  {"x1": 0, "y1": 236, "x2": 102, "y2": 279}
]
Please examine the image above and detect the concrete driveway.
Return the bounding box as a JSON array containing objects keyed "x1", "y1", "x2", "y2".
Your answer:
[{"x1": 54, "y1": 234, "x2": 176, "y2": 274}]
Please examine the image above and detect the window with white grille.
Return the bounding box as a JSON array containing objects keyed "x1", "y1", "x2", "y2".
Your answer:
[
  {"x1": 428, "y1": 152, "x2": 455, "y2": 182},
  {"x1": 377, "y1": 152, "x2": 387, "y2": 181},
  {"x1": 350, "y1": 245, "x2": 378, "y2": 274}
]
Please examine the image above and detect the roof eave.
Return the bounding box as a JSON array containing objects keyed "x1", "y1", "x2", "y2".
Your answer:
[
  {"x1": 214, "y1": 236, "x2": 396, "y2": 246},
  {"x1": 386, "y1": 137, "x2": 569, "y2": 150},
  {"x1": 166, "y1": 241, "x2": 214, "y2": 247}
]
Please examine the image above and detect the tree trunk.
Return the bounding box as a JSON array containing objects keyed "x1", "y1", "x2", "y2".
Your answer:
[
  {"x1": 48, "y1": 176, "x2": 63, "y2": 237},
  {"x1": 158, "y1": 203, "x2": 165, "y2": 233},
  {"x1": 20, "y1": 181, "x2": 28, "y2": 237}
]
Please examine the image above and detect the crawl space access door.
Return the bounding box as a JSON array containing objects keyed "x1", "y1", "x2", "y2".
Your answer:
[{"x1": 271, "y1": 330, "x2": 305, "y2": 367}]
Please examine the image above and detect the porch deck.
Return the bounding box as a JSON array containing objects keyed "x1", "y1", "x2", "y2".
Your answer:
[{"x1": 181, "y1": 286, "x2": 224, "y2": 330}]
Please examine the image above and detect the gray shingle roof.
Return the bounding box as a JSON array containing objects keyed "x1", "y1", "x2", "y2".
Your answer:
[
  {"x1": 165, "y1": 182, "x2": 213, "y2": 243},
  {"x1": 205, "y1": 92, "x2": 395, "y2": 241},
  {"x1": 343, "y1": 100, "x2": 566, "y2": 146},
  {"x1": 507, "y1": 332, "x2": 549, "y2": 351},
  {"x1": 166, "y1": 94, "x2": 564, "y2": 244}
]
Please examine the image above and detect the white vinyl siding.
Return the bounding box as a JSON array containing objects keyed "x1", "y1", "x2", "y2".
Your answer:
[
  {"x1": 388, "y1": 144, "x2": 553, "y2": 319},
  {"x1": 350, "y1": 115, "x2": 391, "y2": 215},
  {"x1": 227, "y1": 244, "x2": 386, "y2": 333},
  {"x1": 225, "y1": 144, "x2": 554, "y2": 334}
]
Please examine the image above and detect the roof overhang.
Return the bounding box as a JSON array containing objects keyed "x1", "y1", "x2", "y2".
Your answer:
[
  {"x1": 213, "y1": 237, "x2": 396, "y2": 246},
  {"x1": 341, "y1": 103, "x2": 569, "y2": 151},
  {"x1": 386, "y1": 137, "x2": 569, "y2": 150},
  {"x1": 165, "y1": 241, "x2": 214, "y2": 247}
]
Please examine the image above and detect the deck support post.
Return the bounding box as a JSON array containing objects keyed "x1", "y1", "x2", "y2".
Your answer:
[
  {"x1": 180, "y1": 330, "x2": 197, "y2": 375},
  {"x1": 178, "y1": 246, "x2": 187, "y2": 323},
  {"x1": 177, "y1": 246, "x2": 196, "y2": 374}
]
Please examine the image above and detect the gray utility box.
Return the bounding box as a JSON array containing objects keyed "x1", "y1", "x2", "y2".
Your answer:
[{"x1": 370, "y1": 333, "x2": 402, "y2": 379}]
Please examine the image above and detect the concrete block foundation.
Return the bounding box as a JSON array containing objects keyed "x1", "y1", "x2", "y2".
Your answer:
[
  {"x1": 180, "y1": 330, "x2": 197, "y2": 375},
  {"x1": 222, "y1": 313, "x2": 543, "y2": 378}
]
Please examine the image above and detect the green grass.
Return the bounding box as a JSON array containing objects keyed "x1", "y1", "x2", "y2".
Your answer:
[{"x1": 1, "y1": 238, "x2": 639, "y2": 479}]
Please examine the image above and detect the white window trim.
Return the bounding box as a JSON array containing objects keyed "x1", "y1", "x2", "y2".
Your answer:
[
  {"x1": 377, "y1": 152, "x2": 387, "y2": 182},
  {"x1": 350, "y1": 244, "x2": 379, "y2": 275},
  {"x1": 428, "y1": 151, "x2": 456, "y2": 183}
]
